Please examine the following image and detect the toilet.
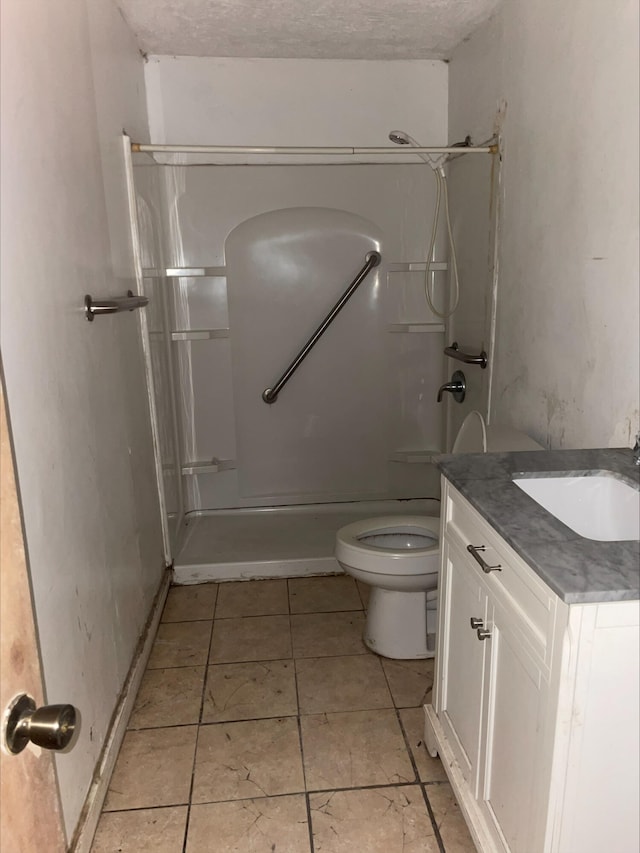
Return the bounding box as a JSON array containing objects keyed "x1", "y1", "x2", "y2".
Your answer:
[{"x1": 335, "y1": 411, "x2": 543, "y2": 659}]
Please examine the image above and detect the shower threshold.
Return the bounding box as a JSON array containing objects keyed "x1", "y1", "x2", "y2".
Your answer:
[{"x1": 173, "y1": 498, "x2": 439, "y2": 584}]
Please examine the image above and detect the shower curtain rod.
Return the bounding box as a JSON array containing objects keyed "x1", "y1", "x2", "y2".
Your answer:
[{"x1": 131, "y1": 142, "x2": 497, "y2": 156}]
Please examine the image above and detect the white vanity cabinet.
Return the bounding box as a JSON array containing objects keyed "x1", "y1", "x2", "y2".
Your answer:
[{"x1": 425, "y1": 479, "x2": 640, "y2": 853}]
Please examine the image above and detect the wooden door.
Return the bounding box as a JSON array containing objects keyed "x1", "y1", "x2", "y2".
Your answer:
[{"x1": 0, "y1": 373, "x2": 66, "y2": 851}]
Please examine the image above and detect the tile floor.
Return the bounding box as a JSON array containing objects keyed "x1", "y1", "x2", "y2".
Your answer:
[{"x1": 92, "y1": 576, "x2": 477, "y2": 853}]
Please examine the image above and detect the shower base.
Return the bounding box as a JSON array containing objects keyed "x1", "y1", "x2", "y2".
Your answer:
[{"x1": 173, "y1": 498, "x2": 439, "y2": 584}]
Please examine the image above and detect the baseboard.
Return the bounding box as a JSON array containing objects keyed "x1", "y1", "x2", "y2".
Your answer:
[
  {"x1": 69, "y1": 568, "x2": 171, "y2": 853},
  {"x1": 173, "y1": 555, "x2": 344, "y2": 584}
]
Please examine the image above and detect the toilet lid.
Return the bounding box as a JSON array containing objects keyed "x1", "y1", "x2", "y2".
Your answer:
[{"x1": 452, "y1": 410, "x2": 487, "y2": 454}]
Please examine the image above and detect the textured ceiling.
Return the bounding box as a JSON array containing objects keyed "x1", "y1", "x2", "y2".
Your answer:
[{"x1": 117, "y1": 0, "x2": 502, "y2": 60}]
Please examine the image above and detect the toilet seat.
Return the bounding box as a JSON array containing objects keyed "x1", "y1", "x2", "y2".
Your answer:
[{"x1": 335, "y1": 516, "x2": 440, "y2": 576}]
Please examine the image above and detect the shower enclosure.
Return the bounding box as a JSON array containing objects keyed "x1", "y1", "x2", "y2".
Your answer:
[{"x1": 124, "y1": 137, "x2": 497, "y2": 582}]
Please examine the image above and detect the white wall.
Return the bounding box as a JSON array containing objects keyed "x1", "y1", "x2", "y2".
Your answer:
[
  {"x1": 144, "y1": 56, "x2": 448, "y2": 150},
  {"x1": 0, "y1": 0, "x2": 163, "y2": 840},
  {"x1": 449, "y1": 0, "x2": 639, "y2": 449}
]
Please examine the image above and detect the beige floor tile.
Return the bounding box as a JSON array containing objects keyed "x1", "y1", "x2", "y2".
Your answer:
[
  {"x1": 104, "y1": 726, "x2": 197, "y2": 811},
  {"x1": 210, "y1": 615, "x2": 292, "y2": 663},
  {"x1": 91, "y1": 806, "x2": 188, "y2": 853},
  {"x1": 356, "y1": 580, "x2": 371, "y2": 608},
  {"x1": 426, "y1": 783, "x2": 477, "y2": 852},
  {"x1": 382, "y1": 657, "x2": 435, "y2": 708},
  {"x1": 202, "y1": 659, "x2": 297, "y2": 722},
  {"x1": 192, "y1": 717, "x2": 304, "y2": 803},
  {"x1": 399, "y1": 708, "x2": 449, "y2": 783},
  {"x1": 162, "y1": 584, "x2": 218, "y2": 622},
  {"x1": 309, "y1": 785, "x2": 439, "y2": 853},
  {"x1": 215, "y1": 579, "x2": 289, "y2": 618},
  {"x1": 301, "y1": 709, "x2": 415, "y2": 790},
  {"x1": 288, "y1": 575, "x2": 362, "y2": 614},
  {"x1": 186, "y1": 795, "x2": 310, "y2": 853},
  {"x1": 296, "y1": 654, "x2": 393, "y2": 714},
  {"x1": 147, "y1": 621, "x2": 211, "y2": 669},
  {"x1": 291, "y1": 611, "x2": 366, "y2": 658},
  {"x1": 129, "y1": 666, "x2": 205, "y2": 729}
]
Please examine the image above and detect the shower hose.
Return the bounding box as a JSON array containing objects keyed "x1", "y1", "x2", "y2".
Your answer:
[{"x1": 424, "y1": 163, "x2": 460, "y2": 319}]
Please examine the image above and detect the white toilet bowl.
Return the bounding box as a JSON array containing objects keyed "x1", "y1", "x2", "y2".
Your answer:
[
  {"x1": 335, "y1": 516, "x2": 440, "y2": 659},
  {"x1": 335, "y1": 411, "x2": 543, "y2": 660}
]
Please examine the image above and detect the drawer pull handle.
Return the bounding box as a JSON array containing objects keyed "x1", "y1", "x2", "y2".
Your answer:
[
  {"x1": 470, "y1": 617, "x2": 484, "y2": 629},
  {"x1": 467, "y1": 544, "x2": 502, "y2": 573},
  {"x1": 477, "y1": 628, "x2": 492, "y2": 641}
]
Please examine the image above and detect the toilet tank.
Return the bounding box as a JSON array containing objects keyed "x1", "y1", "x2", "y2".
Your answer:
[
  {"x1": 485, "y1": 425, "x2": 544, "y2": 452},
  {"x1": 452, "y1": 411, "x2": 544, "y2": 454}
]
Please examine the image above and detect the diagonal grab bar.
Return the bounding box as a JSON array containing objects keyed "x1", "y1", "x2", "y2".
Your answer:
[{"x1": 262, "y1": 250, "x2": 382, "y2": 404}]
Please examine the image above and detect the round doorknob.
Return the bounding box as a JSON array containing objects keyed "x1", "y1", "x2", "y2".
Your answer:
[{"x1": 3, "y1": 694, "x2": 77, "y2": 754}]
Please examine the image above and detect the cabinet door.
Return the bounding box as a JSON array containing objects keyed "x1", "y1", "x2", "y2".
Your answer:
[
  {"x1": 438, "y1": 538, "x2": 489, "y2": 796},
  {"x1": 480, "y1": 597, "x2": 548, "y2": 853}
]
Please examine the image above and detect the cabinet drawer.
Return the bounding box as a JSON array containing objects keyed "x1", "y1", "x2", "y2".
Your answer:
[{"x1": 443, "y1": 480, "x2": 557, "y2": 668}]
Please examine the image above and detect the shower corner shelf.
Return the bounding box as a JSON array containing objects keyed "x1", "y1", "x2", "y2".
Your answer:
[
  {"x1": 387, "y1": 261, "x2": 448, "y2": 273},
  {"x1": 387, "y1": 323, "x2": 445, "y2": 334},
  {"x1": 181, "y1": 458, "x2": 237, "y2": 476},
  {"x1": 390, "y1": 449, "x2": 442, "y2": 464},
  {"x1": 165, "y1": 266, "x2": 227, "y2": 278},
  {"x1": 171, "y1": 329, "x2": 230, "y2": 341}
]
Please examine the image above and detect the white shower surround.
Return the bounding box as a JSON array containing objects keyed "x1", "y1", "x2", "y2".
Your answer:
[
  {"x1": 133, "y1": 57, "x2": 455, "y2": 582},
  {"x1": 140, "y1": 58, "x2": 451, "y2": 515}
]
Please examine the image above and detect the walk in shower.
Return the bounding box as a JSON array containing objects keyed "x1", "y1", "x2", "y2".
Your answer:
[{"x1": 125, "y1": 137, "x2": 496, "y2": 582}]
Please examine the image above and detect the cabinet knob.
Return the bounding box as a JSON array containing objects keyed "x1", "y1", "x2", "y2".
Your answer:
[
  {"x1": 476, "y1": 628, "x2": 492, "y2": 641},
  {"x1": 470, "y1": 617, "x2": 484, "y2": 629}
]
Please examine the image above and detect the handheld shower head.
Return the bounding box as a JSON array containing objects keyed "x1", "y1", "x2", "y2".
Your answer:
[
  {"x1": 388, "y1": 130, "x2": 411, "y2": 145},
  {"x1": 388, "y1": 129, "x2": 432, "y2": 165}
]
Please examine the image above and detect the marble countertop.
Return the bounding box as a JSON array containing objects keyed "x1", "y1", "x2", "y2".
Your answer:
[{"x1": 435, "y1": 447, "x2": 640, "y2": 604}]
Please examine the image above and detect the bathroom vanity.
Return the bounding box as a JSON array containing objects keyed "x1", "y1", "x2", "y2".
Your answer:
[{"x1": 425, "y1": 449, "x2": 640, "y2": 853}]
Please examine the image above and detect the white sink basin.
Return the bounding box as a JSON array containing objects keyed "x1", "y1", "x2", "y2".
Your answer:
[{"x1": 513, "y1": 474, "x2": 640, "y2": 541}]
